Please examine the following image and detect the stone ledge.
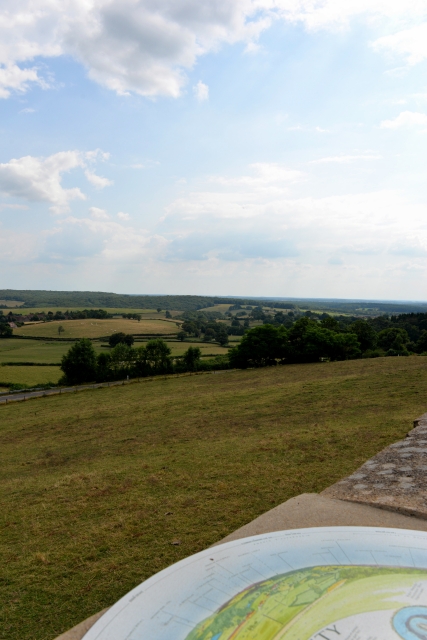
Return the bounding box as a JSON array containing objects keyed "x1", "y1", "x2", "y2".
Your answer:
[{"x1": 322, "y1": 412, "x2": 427, "y2": 518}]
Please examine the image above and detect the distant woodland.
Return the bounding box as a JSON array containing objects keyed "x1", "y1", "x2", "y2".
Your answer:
[{"x1": 1, "y1": 289, "x2": 427, "y2": 315}]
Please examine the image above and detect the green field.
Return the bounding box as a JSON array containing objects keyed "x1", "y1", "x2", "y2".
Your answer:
[
  {"x1": 162, "y1": 341, "x2": 228, "y2": 357},
  {"x1": 15, "y1": 318, "x2": 179, "y2": 339},
  {"x1": 0, "y1": 339, "x2": 229, "y2": 386},
  {"x1": 0, "y1": 339, "x2": 83, "y2": 364},
  {"x1": 1, "y1": 357, "x2": 427, "y2": 639},
  {"x1": 0, "y1": 365, "x2": 62, "y2": 386},
  {"x1": 0, "y1": 338, "x2": 227, "y2": 363}
]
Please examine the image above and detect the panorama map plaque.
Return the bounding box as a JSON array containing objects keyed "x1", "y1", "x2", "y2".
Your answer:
[{"x1": 83, "y1": 527, "x2": 427, "y2": 640}]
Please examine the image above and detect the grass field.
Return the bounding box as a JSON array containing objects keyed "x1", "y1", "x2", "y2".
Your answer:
[
  {"x1": 199, "y1": 303, "x2": 232, "y2": 312},
  {"x1": 1, "y1": 357, "x2": 427, "y2": 639},
  {"x1": 0, "y1": 365, "x2": 62, "y2": 386},
  {"x1": 0, "y1": 339, "x2": 227, "y2": 363},
  {"x1": 15, "y1": 318, "x2": 179, "y2": 339},
  {"x1": 0, "y1": 339, "x2": 81, "y2": 364},
  {"x1": 160, "y1": 341, "x2": 229, "y2": 357}
]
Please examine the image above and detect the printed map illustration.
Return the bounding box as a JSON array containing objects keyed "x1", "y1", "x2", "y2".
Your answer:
[{"x1": 83, "y1": 527, "x2": 427, "y2": 640}]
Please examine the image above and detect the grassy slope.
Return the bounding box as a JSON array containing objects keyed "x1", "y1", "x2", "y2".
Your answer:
[
  {"x1": 14, "y1": 318, "x2": 179, "y2": 339},
  {"x1": 1, "y1": 357, "x2": 427, "y2": 640}
]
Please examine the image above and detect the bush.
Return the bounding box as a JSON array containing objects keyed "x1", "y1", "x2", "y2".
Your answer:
[{"x1": 362, "y1": 349, "x2": 383, "y2": 358}]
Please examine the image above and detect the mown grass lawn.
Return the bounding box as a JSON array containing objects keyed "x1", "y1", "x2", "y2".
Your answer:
[{"x1": 1, "y1": 356, "x2": 427, "y2": 640}]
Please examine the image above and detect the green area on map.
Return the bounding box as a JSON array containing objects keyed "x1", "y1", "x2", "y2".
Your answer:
[{"x1": 186, "y1": 565, "x2": 427, "y2": 640}]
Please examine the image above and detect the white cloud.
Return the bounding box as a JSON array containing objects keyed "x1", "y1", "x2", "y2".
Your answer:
[
  {"x1": 89, "y1": 207, "x2": 110, "y2": 220},
  {"x1": 373, "y1": 23, "x2": 427, "y2": 65},
  {"x1": 212, "y1": 162, "x2": 304, "y2": 189},
  {"x1": 310, "y1": 154, "x2": 383, "y2": 164},
  {"x1": 380, "y1": 110, "x2": 427, "y2": 129},
  {"x1": 84, "y1": 170, "x2": 113, "y2": 189},
  {"x1": 19, "y1": 107, "x2": 35, "y2": 114},
  {"x1": 0, "y1": 63, "x2": 47, "y2": 99},
  {"x1": 193, "y1": 80, "x2": 209, "y2": 102},
  {"x1": 0, "y1": 151, "x2": 86, "y2": 214},
  {"x1": 1, "y1": 1, "x2": 426, "y2": 99},
  {"x1": 0, "y1": 149, "x2": 111, "y2": 213},
  {"x1": 45, "y1": 215, "x2": 166, "y2": 263},
  {"x1": 272, "y1": 1, "x2": 427, "y2": 31},
  {"x1": 117, "y1": 211, "x2": 130, "y2": 220}
]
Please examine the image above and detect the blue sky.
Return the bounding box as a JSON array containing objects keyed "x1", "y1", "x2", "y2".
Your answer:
[{"x1": 0, "y1": 1, "x2": 426, "y2": 299}]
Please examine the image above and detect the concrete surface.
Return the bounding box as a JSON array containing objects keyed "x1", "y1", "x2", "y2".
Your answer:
[
  {"x1": 54, "y1": 609, "x2": 109, "y2": 640},
  {"x1": 211, "y1": 492, "x2": 427, "y2": 545}
]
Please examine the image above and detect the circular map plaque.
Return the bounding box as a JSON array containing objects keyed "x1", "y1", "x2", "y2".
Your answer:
[{"x1": 83, "y1": 527, "x2": 427, "y2": 640}]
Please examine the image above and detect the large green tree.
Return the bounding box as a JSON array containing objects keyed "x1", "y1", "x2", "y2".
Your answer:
[
  {"x1": 229, "y1": 324, "x2": 288, "y2": 368},
  {"x1": 60, "y1": 339, "x2": 97, "y2": 384},
  {"x1": 142, "y1": 339, "x2": 172, "y2": 374},
  {"x1": 377, "y1": 327, "x2": 409, "y2": 351},
  {"x1": 182, "y1": 346, "x2": 202, "y2": 371},
  {"x1": 349, "y1": 319, "x2": 377, "y2": 352}
]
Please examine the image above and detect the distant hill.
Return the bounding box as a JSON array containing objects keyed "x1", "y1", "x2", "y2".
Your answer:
[{"x1": 0, "y1": 289, "x2": 426, "y2": 315}]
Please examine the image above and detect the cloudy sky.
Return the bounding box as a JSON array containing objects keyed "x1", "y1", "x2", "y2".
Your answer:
[{"x1": 0, "y1": 1, "x2": 426, "y2": 300}]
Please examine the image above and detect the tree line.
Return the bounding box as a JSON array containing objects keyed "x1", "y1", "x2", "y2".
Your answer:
[
  {"x1": 60, "y1": 339, "x2": 229, "y2": 385},
  {"x1": 229, "y1": 315, "x2": 427, "y2": 368}
]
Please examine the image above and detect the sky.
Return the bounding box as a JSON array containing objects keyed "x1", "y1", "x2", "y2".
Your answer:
[{"x1": 0, "y1": 1, "x2": 426, "y2": 300}]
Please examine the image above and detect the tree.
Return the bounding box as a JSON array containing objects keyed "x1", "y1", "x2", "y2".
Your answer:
[
  {"x1": 177, "y1": 331, "x2": 187, "y2": 341},
  {"x1": 204, "y1": 328, "x2": 215, "y2": 341},
  {"x1": 96, "y1": 352, "x2": 111, "y2": 382},
  {"x1": 157, "y1": 308, "x2": 162, "y2": 313},
  {"x1": 60, "y1": 339, "x2": 97, "y2": 384},
  {"x1": 182, "y1": 346, "x2": 202, "y2": 371},
  {"x1": 216, "y1": 328, "x2": 229, "y2": 346},
  {"x1": 416, "y1": 330, "x2": 427, "y2": 354},
  {"x1": 165, "y1": 310, "x2": 172, "y2": 318},
  {"x1": 377, "y1": 327, "x2": 409, "y2": 352},
  {"x1": 144, "y1": 339, "x2": 172, "y2": 373},
  {"x1": 109, "y1": 332, "x2": 134, "y2": 347},
  {"x1": 109, "y1": 343, "x2": 135, "y2": 377},
  {"x1": 229, "y1": 324, "x2": 288, "y2": 368},
  {"x1": 349, "y1": 320, "x2": 377, "y2": 352},
  {"x1": 58, "y1": 324, "x2": 65, "y2": 336},
  {"x1": 0, "y1": 323, "x2": 12, "y2": 338},
  {"x1": 320, "y1": 315, "x2": 340, "y2": 331},
  {"x1": 286, "y1": 318, "x2": 360, "y2": 362}
]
